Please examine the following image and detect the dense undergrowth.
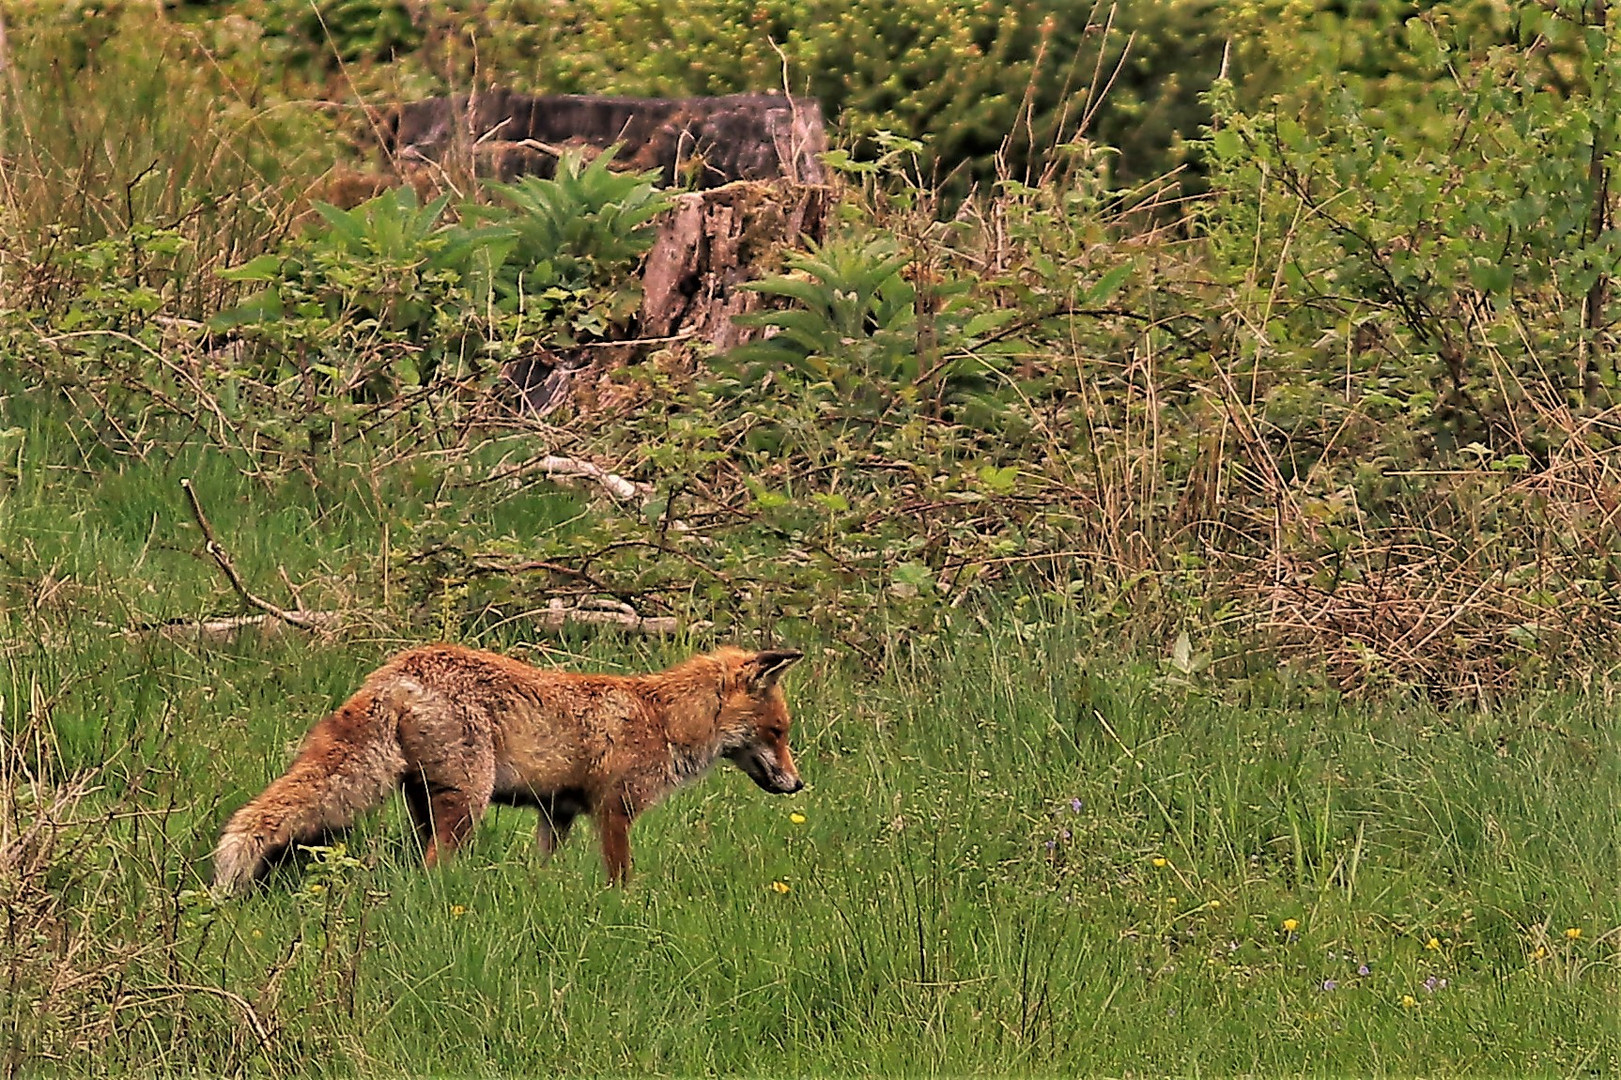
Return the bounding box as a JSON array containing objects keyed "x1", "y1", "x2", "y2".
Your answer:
[
  {"x1": 9, "y1": 3, "x2": 1621, "y2": 696},
  {"x1": 2, "y1": 1, "x2": 1621, "y2": 1075}
]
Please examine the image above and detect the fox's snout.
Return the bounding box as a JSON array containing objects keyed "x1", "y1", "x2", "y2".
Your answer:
[{"x1": 729, "y1": 742, "x2": 803, "y2": 794}]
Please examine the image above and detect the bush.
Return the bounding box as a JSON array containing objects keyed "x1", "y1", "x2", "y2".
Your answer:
[
  {"x1": 1202, "y1": 3, "x2": 1621, "y2": 458},
  {"x1": 206, "y1": 151, "x2": 668, "y2": 411}
]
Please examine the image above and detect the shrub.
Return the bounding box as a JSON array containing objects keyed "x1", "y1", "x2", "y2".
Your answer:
[
  {"x1": 1201, "y1": 3, "x2": 1621, "y2": 459},
  {"x1": 206, "y1": 150, "x2": 668, "y2": 407}
]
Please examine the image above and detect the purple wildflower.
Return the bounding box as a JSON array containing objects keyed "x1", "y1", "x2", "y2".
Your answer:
[
  {"x1": 1357, "y1": 963, "x2": 1371, "y2": 977},
  {"x1": 1044, "y1": 839, "x2": 1056, "y2": 851},
  {"x1": 1070, "y1": 797, "x2": 1084, "y2": 813},
  {"x1": 1423, "y1": 976, "x2": 1448, "y2": 994},
  {"x1": 1060, "y1": 828, "x2": 1071, "y2": 842},
  {"x1": 1322, "y1": 979, "x2": 1338, "y2": 991}
]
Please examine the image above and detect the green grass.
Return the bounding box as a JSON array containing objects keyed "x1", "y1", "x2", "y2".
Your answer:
[{"x1": 2, "y1": 394, "x2": 1619, "y2": 1077}]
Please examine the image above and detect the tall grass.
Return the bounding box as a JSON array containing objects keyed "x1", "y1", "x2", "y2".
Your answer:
[
  {"x1": 0, "y1": 7, "x2": 336, "y2": 318},
  {"x1": 1, "y1": 389, "x2": 1617, "y2": 1076}
]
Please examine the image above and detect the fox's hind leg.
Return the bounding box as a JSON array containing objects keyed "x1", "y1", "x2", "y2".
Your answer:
[
  {"x1": 421, "y1": 785, "x2": 487, "y2": 867},
  {"x1": 401, "y1": 771, "x2": 481, "y2": 866},
  {"x1": 401, "y1": 774, "x2": 434, "y2": 856},
  {"x1": 535, "y1": 791, "x2": 586, "y2": 862},
  {"x1": 397, "y1": 703, "x2": 495, "y2": 869}
]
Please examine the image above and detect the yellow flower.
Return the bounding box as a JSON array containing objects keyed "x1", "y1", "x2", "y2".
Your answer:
[
  {"x1": 1401, "y1": 994, "x2": 1417, "y2": 1009},
  {"x1": 1151, "y1": 857, "x2": 1168, "y2": 868},
  {"x1": 1425, "y1": 937, "x2": 1441, "y2": 951},
  {"x1": 306, "y1": 883, "x2": 325, "y2": 895},
  {"x1": 1208, "y1": 899, "x2": 1221, "y2": 909},
  {"x1": 1282, "y1": 918, "x2": 1299, "y2": 933},
  {"x1": 771, "y1": 880, "x2": 791, "y2": 895},
  {"x1": 450, "y1": 904, "x2": 467, "y2": 917},
  {"x1": 1166, "y1": 896, "x2": 1179, "y2": 907},
  {"x1": 1531, "y1": 946, "x2": 1547, "y2": 960},
  {"x1": 250, "y1": 929, "x2": 263, "y2": 939},
  {"x1": 1565, "y1": 927, "x2": 1582, "y2": 941},
  {"x1": 789, "y1": 812, "x2": 807, "y2": 825}
]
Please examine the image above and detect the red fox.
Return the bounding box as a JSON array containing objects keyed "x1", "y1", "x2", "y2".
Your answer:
[{"x1": 212, "y1": 644, "x2": 804, "y2": 895}]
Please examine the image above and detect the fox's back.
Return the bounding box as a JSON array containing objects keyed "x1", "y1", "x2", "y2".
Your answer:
[{"x1": 366, "y1": 644, "x2": 652, "y2": 791}]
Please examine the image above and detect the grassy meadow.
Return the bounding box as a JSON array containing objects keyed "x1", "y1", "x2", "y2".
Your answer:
[
  {"x1": 7, "y1": 3, "x2": 1621, "y2": 1076},
  {"x1": 2, "y1": 392, "x2": 1618, "y2": 1077}
]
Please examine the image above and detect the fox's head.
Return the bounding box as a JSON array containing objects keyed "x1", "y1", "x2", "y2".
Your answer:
[{"x1": 717, "y1": 648, "x2": 806, "y2": 794}]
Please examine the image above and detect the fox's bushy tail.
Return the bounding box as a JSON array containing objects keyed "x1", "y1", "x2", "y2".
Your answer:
[{"x1": 212, "y1": 691, "x2": 408, "y2": 897}]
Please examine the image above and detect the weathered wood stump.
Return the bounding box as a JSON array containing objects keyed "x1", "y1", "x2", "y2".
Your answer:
[
  {"x1": 640, "y1": 180, "x2": 831, "y2": 351},
  {"x1": 496, "y1": 178, "x2": 831, "y2": 413}
]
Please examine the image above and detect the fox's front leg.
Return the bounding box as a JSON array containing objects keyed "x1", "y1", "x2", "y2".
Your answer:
[
  {"x1": 595, "y1": 786, "x2": 655, "y2": 886},
  {"x1": 596, "y1": 801, "x2": 634, "y2": 885}
]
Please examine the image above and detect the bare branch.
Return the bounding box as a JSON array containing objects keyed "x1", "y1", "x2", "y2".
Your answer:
[
  {"x1": 528, "y1": 597, "x2": 706, "y2": 636},
  {"x1": 115, "y1": 612, "x2": 343, "y2": 645},
  {"x1": 179, "y1": 478, "x2": 328, "y2": 632}
]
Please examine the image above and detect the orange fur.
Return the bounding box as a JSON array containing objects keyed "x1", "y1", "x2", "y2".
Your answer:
[{"x1": 212, "y1": 645, "x2": 805, "y2": 895}]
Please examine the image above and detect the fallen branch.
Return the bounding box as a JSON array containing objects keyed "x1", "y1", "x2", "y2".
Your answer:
[
  {"x1": 115, "y1": 612, "x2": 343, "y2": 645},
  {"x1": 114, "y1": 598, "x2": 689, "y2": 642},
  {"x1": 526, "y1": 455, "x2": 650, "y2": 502},
  {"x1": 528, "y1": 597, "x2": 707, "y2": 636},
  {"x1": 493, "y1": 455, "x2": 715, "y2": 545},
  {"x1": 179, "y1": 478, "x2": 328, "y2": 632}
]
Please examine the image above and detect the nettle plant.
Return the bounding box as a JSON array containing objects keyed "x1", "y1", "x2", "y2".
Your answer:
[
  {"x1": 1202, "y1": 3, "x2": 1621, "y2": 461},
  {"x1": 211, "y1": 151, "x2": 668, "y2": 406}
]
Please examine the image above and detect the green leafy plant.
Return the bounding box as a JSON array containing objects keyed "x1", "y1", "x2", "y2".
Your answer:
[
  {"x1": 210, "y1": 186, "x2": 509, "y2": 398},
  {"x1": 724, "y1": 234, "x2": 1026, "y2": 438},
  {"x1": 478, "y1": 149, "x2": 671, "y2": 338},
  {"x1": 205, "y1": 151, "x2": 668, "y2": 412},
  {"x1": 1201, "y1": 3, "x2": 1621, "y2": 458},
  {"x1": 244, "y1": 0, "x2": 424, "y2": 68}
]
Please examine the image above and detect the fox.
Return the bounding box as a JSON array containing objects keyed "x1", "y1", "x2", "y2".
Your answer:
[{"x1": 211, "y1": 644, "x2": 805, "y2": 896}]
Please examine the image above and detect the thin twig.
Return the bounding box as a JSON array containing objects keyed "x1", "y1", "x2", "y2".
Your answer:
[{"x1": 179, "y1": 478, "x2": 326, "y2": 632}]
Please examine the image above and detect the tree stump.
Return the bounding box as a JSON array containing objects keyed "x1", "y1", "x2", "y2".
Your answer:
[
  {"x1": 356, "y1": 90, "x2": 836, "y2": 407},
  {"x1": 640, "y1": 181, "x2": 831, "y2": 351}
]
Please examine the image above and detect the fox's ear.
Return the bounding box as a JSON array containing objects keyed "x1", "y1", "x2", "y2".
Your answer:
[{"x1": 743, "y1": 648, "x2": 803, "y2": 692}]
